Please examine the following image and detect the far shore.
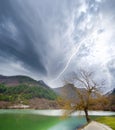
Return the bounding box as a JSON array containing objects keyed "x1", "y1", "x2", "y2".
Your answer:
[
  {"x1": 8, "y1": 104, "x2": 30, "y2": 109},
  {"x1": 0, "y1": 109, "x2": 115, "y2": 117}
]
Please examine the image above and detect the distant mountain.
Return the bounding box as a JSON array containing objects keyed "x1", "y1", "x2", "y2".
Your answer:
[
  {"x1": 111, "y1": 88, "x2": 115, "y2": 95},
  {"x1": 105, "y1": 88, "x2": 115, "y2": 111},
  {"x1": 54, "y1": 83, "x2": 100, "y2": 100},
  {"x1": 105, "y1": 88, "x2": 115, "y2": 96},
  {"x1": 37, "y1": 80, "x2": 50, "y2": 88},
  {"x1": 0, "y1": 75, "x2": 48, "y2": 88},
  {"x1": 0, "y1": 75, "x2": 57, "y2": 104},
  {"x1": 54, "y1": 83, "x2": 75, "y2": 99},
  {"x1": 54, "y1": 83, "x2": 87, "y2": 100},
  {"x1": 0, "y1": 74, "x2": 52, "y2": 89}
]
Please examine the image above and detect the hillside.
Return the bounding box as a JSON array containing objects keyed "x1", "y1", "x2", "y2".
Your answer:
[
  {"x1": 54, "y1": 83, "x2": 87, "y2": 100},
  {"x1": 54, "y1": 84, "x2": 113, "y2": 100},
  {"x1": 54, "y1": 84, "x2": 114, "y2": 111},
  {"x1": 106, "y1": 88, "x2": 115, "y2": 111},
  {"x1": 106, "y1": 88, "x2": 115, "y2": 96},
  {"x1": 0, "y1": 75, "x2": 48, "y2": 87},
  {"x1": 0, "y1": 75, "x2": 58, "y2": 109}
]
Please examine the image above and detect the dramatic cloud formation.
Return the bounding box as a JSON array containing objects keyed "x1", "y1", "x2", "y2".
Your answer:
[{"x1": 0, "y1": 0, "x2": 115, "y2": 90}]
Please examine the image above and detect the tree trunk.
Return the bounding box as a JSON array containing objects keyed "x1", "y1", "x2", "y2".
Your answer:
[{"x1": 84, "y1": 108, "x2": 90, "y2": 123}]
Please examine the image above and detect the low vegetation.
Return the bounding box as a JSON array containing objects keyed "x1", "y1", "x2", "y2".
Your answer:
[
  {"x1": 94, "y1": 116, "x2": 115, "y2": 129},
  {"x1": 0, "y1": 84, "x2": 57, "y2": 103}
]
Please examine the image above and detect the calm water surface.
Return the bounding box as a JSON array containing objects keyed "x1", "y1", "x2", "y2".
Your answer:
[{"x1": 0, "y1": 109, "x2": 114, "y2": 130}]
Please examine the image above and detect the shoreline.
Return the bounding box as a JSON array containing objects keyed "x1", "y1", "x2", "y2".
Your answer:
[{"x1": 0, "y1": 109, "x2": 115, "y2": 116}]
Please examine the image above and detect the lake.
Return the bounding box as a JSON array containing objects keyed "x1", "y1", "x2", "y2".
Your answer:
[{"x1": 0, "y1": 109, "x2": 114, "y2": 130}]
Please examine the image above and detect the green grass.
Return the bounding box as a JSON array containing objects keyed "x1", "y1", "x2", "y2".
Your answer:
[{"x1": 94, "y1": 116, "x2": 115, "y2": 130}]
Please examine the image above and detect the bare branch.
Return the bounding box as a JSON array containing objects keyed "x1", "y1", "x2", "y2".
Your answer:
[{"x1": 60, "y1": 69, "x2": 108, "y2": 123}]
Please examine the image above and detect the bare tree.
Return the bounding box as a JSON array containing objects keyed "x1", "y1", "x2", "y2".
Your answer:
[{"x1": 58, "y1": 69, "x2": 108, "y2": 123}]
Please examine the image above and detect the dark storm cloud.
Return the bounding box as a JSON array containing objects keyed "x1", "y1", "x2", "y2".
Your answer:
[
  {"x1": 0, "y1": 0, "x2": 115, "y2": 89},
  {"x1": 0, "y1": 0, "x2": 78, "y2": 77},
  {"x1": 0, "y1": 0, "x2": 47, "y2": 75}
]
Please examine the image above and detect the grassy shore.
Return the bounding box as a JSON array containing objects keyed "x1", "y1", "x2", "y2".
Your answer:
[{"x1": 94, "y1": 116, "x2": 115, "y2": 130}]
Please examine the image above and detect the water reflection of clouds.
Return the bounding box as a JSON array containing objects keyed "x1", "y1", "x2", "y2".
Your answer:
[
  {"x1": 49, "y1": 117, "x2": 86, "y2": 130},
  {"x1": 32, "y1": 110, "x2": 115, "y2": 116}
]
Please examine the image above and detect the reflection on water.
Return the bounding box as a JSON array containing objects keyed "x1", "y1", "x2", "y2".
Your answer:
[
  {"x1": 0, "y1": 109, "x2": 115, "y2": 130},
  {"x1": 49, "y1": 116, "x2": 86, "y2": 130}
]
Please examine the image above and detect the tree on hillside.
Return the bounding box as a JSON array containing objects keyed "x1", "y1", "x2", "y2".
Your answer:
[{"x1": 58, "y1": 69, "x2": 108, "y2": 123}]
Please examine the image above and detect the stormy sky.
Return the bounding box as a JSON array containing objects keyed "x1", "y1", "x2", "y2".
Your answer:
[{"x1": 0, "y1": 0, "x2": 115, "y2": 90}]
